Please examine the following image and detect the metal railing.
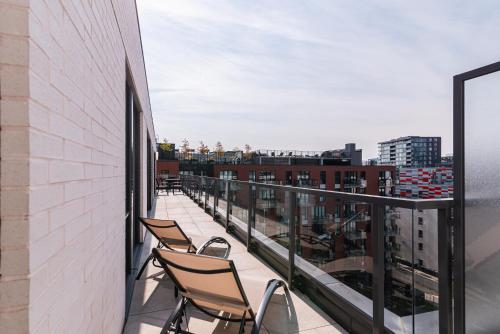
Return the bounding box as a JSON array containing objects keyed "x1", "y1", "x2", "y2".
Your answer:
[{"x1": 180, "y1": 175, "x2": 454, "y2": 334}]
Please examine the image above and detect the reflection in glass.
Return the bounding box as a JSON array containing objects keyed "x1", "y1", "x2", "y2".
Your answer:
[{"x1": 229, "y1": 182, "x2": 249, "y2": 229}]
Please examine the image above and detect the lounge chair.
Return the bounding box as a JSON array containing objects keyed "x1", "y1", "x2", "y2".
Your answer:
[
  {"x1": 152, "y1": 248, "x2": 289, "y2": 334},
  {"x1": 136, "y1": 217, "x2": 231, "y2": 280},
  {"x1": 156, "y1": 178, "x2": 169, "y2": 195}
]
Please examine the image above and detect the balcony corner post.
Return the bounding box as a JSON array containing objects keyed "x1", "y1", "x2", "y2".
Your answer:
[
  {"x1": 225, "y1": 181, "x2": 231, "y2": 232},
  {"x1": 372, "y1": 204, "x2": 385, "y2": 334},
  {"x1": 288, "y1": 190, "x2": 297, "y2": 290},
  {"x1": 214, "y1": 178, "x2": 219, "y2": 220},
  {"x1": 247, "y1": 183, "x2": 255, "y2": 251},
  {"x1": 438, "y1": 207, "x2": 453, "y2": 334}
]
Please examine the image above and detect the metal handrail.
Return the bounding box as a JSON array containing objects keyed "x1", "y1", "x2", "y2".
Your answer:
[{"x1": 183, "y1": 175, "x2": 453, "y2": 210}]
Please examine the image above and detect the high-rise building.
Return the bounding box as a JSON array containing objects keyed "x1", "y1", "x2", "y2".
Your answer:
[{"x1": 378, "y1": 136, "x2": 441, "y2": 167}]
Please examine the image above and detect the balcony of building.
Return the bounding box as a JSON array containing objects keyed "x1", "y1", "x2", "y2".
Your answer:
[
  {"x1": 124, "y1": 193, "x2": 346, "y2": 334},
  {"x1": 125, "y1": 175, "x2": 454, "y2": 333}
]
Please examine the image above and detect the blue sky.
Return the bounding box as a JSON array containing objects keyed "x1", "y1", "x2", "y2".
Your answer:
[{"x1": 137, "y1": 0, "x2": 500, "y2": 158}]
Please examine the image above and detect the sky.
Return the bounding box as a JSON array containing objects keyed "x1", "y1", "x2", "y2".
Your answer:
[{"x1": 137, "y1": 0, "x2": 500, "y2": 158}]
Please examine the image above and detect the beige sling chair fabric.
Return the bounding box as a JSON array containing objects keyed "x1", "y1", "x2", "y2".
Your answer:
[
  {"x1": 141, "y1": 218, "x2": 194, "y2": 252},
  {"x1": 153, "y1": 248, "x2": 288, "y2": 334},
  {"x1": 136, "y1": 217, "x2": 231, "y2": 280}
]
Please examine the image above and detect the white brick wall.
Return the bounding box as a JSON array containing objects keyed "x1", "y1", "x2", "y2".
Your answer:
[
  {"x1": 0, "y1": 2, "x2": 31, "y2": 333},
  {"x1": 0, "y1": 1, "x2": 155, "y2": 333}
]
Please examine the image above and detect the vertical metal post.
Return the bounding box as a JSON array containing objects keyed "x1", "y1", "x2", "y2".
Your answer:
[
  {"x1": 411, "y1": 209, "x2": 415, "y2": 332},
  {"x1": 247, "y1": 183, "x2": 254, "y2": 250},
  {"x1": 453, "y1": 74, "x2": 465, "y2": 334},
  {"x1": 225, "y1": 181, "x2": 231, "y2": 231},
  {"x1": 198, "y1": 176, "x2": 202, "y2": 203},
  {"x1": 372, "y1": 204, "x2": 385, "y2": 334},
  {"x1": 204, "y1": 178, "x2": 208, "y2": 211},
  {"x1": 200, "y1": 178, "x2": 204, "y2": 204},
  {"x1": 213, "y1": 179, "x2": 219, "y2": 220},
  {"x1": 438, "y1": 207, "x2": 453, "y2": 334},
  {"x1": 288, "y1": 191, "x2": 296, "y2": 290},
  {"x1": 198, "y1": 177, "x2": 202, "y2": 204},
  {"x1": 194, "y1": 176, "x2": 198, "y2": 202},
  {"x1": 192, "y1": 177, "x2": 195, "y2": 199}
]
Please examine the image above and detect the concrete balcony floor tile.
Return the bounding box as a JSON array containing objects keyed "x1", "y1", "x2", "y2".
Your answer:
[{"x1": 129, "y1": 276, "x2": 178, "y2": 316}]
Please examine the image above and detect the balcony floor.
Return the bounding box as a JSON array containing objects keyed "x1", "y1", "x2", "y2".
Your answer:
[{"x1": 124, "y1": 193, "x2": 347, "y2": 334}]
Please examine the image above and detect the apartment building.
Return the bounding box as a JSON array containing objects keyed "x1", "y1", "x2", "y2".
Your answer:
[
  {"x1": 387, "y1": 167, "x2": 453, "y2": 274},
  {"x1": 395, "y1": 166, "x2": 454, "y2": 199},
  {"x1": 0, "y1": 1, "x2": 156, "y2": 333},
  {"x1": 213, "y1": 164, "x2": 395, "y2": 267},
  {"x1": 214, "y1": 164, "x2": 395, "y2": 195},
  {"x1": 378, "y1": 136, "x2": 441, "y2": 167}
]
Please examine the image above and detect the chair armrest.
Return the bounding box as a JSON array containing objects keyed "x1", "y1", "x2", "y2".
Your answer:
[
  {"x1": 196, "y1": 236, "x2": 232, "y2": 259},
  {"x1": 251, "y1": 279, "x2": 288, "y2": 334}
]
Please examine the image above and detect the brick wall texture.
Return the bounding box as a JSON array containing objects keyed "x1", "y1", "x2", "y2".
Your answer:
[{"x1": 0, "y1": 1, "x2": 155, "y2": 333}]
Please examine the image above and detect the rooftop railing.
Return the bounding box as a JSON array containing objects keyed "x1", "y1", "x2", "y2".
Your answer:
[{"x1": 180, "y1": 175, "x2": 453, "y2": 334}]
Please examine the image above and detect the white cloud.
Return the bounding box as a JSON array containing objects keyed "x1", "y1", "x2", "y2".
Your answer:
[{"x1": 138, "y1": 0, "x2": 500, "y2": 157}]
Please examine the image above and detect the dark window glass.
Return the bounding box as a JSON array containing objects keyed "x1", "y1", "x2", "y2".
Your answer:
[
  {"x1": 320, "y1": 171, "x2": 326, "y2": 185},
  {"x1": 335, "y1": 171, "x2": 341, "y2": 184}
]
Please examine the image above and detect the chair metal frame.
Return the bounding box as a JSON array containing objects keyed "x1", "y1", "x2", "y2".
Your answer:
[
  {"x1": 152, "y1": 248, "x2": 288, "y2": 334},
  {"x1": 136, "y1": 217, "x2": 231, "y2": 280}
]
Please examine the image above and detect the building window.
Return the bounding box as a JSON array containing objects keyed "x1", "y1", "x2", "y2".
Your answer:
[
  {"x1": 297, "y1": 170, "x2": 311, "y2": 186},
  {"x1": 418, "y1": 230, "x2": 423, "y2": 238},
  {"x1": 320, "y1": 171, "x2": 326, "y2": 185},
  {"x1": 418, "y1": 217, "x2": 423, "y2": 225},
  {"x1": 125, "y1": 80, "x2": 144, "y2": 303},
  {"x1": 259, "y1": 171, "x2": 275, "y2": 183},
  {"x1": 249, "y1": 171, "x2": 256, "y2": 182},
  {"x1": 344, "y1": 171, "x2": 358, "y2": 184},
  {"x1": 313, "y1": 206, "x2": 326, "y2": 219},
  {"x1": 418, "y1": 242, "x2": 423, "y2": 251},
  {"x1": 418, "y1": 259, "x2": 424, "y2": 267},
  {"x1": 219, "y1": 170, "x2": 238, "y2": 180},
  {"x1": 334, "y1": 171, "x2": 341, "y2": 186},
  {"x1": 260, "y1": 188, "x2": 275, "y2": 200}
]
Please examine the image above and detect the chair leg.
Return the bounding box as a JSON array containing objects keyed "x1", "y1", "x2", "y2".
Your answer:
[
  {"x1": 161, "y1": 298, "x2": 184, "y2": 334},
  {"x1": 239, "y1": 314, "x2": 246, "y2": 334},
  {"x1": 175, "y1": 312, "x2": 182, "y2": 334},
  {"x1": 136, "y1": 253, "x2": 154, "y2": 280}
]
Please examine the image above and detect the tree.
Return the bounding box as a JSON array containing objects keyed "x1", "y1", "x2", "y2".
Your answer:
[
  {"x1": 180, "y1": 138, "x2": 192, "y2": 159},
  {"x1": 198, "y1": 141, "x2": 210, "y2": 155},
  {"x1": 214, "y1": 141, "x2": 224, "y2": 158},
  {"x1": 180, "y1": 138, "x2": 190, "y2": 153},
  {"x1": 159, "y1": 138, "x2": 173, "y2": 151},
  {"x1": 244, "y1": 144, "x2": 253, "y2": 160}
]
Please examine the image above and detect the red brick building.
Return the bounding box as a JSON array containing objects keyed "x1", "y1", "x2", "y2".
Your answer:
[
  {"x1": 213, "y1": 163, "x2": 395, "y2": 266},
  {"x1": 214, "y1": 164, "x2": 395, "y2": 195},
  {"x1": 157, "y1": 160, "x2": 180, "y2": 178}
]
